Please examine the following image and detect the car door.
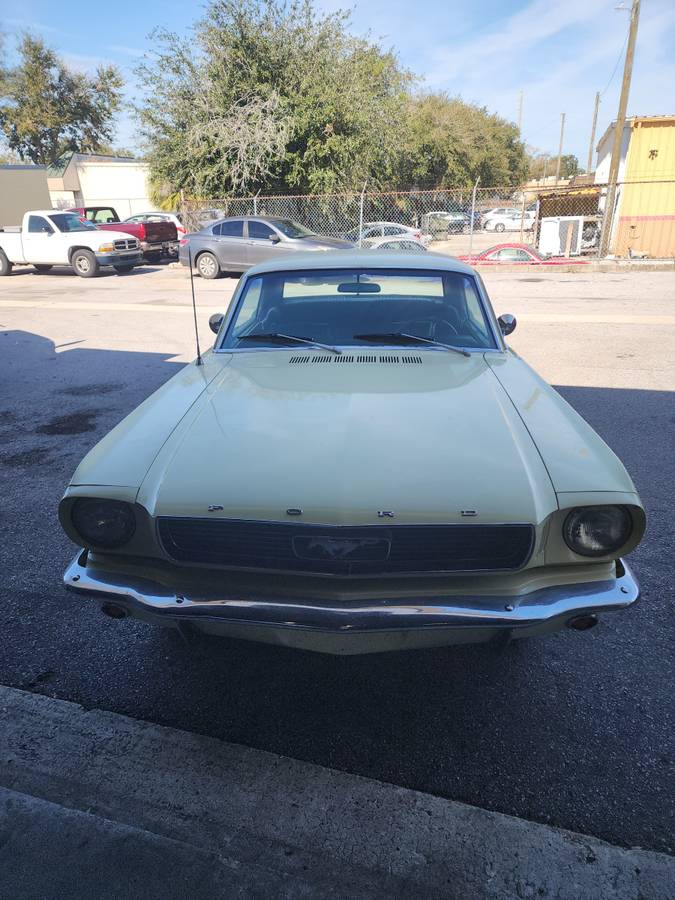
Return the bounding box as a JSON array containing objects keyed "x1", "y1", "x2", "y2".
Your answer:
[
  {"x1": 245, "y1": 219, "x2": 291, "y2": 265},
  {"x1": 211, "y1": 219, "x2": 246, "y2": 269},
  {"x1": 22, "y1": 214, "x2": 62, "y2": 264}
]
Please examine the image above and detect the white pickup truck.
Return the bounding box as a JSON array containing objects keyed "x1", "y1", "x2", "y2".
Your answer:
[{"x1": 0, "y1": 209, "x2": 143, "y2": 277}]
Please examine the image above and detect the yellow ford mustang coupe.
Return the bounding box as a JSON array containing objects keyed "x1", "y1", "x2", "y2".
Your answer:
[{"x1": 59, "y1": 253, "x2": 645, "y2": 654}]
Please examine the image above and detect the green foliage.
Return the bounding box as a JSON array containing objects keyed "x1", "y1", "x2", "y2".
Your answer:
[
  {"x1": 149, "y1": 0, "x2": 531, "y2": 199},
  {"x1": 137, "y1": 0, "x2": 412, "y2": 198},
  {"x1": 528, "y1": 152, "x2": 581, "y2": 181},
  {"x1": 395, "y1": 93, "x2": 528, "y2": 191},
  {"x1": 0, "y1": 35, "x2": 123, "y2": 165}
]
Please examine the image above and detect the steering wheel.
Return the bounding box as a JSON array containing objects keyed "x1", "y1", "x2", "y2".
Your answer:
[{"x1": 411, "y1": 317, "x2": 460, "y2": 338}]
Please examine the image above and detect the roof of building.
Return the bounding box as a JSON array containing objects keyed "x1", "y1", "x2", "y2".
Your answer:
[
  {"x1": 0, "y1": 164, "x2": 48, "y2": 171},
  {"x1": 596, "y1": 115, "x2": 675, "y2": 152}
]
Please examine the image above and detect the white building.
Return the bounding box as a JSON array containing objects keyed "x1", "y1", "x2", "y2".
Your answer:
[
  {"x1": 594, "y1": 122, "x2": 632, "y2": 184},
  {"x1": 47, "y1": 153, "x2": 152, "y2": 216}
]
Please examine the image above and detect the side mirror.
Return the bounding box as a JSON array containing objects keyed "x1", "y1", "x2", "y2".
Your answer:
[
  {"x1": 498, "y1": 314, "x2": 517, "y2": 336},
  {"x1": 209, "y1": 313, "x2": 224, "y2": 334},
  {"x1": 268, "y1": 234, "x2": 281, "y2": 244}
]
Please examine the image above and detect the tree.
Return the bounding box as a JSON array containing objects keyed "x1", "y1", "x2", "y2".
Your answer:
[
  {"x1": 136, "y1": 0, "x2": 411, "y2": 198},
  {"x1": 136, "y1": 0, "x2": 529, "y2": 200},
  {"x1": 0, "y1": 35, "x2": 123, "y2": 165},
  {"x1": 528, "y1": 151, "x2": 581, "y2": 181},
  {"x1": 395, "y1": 93, "x2": 528, "y2": 190}
]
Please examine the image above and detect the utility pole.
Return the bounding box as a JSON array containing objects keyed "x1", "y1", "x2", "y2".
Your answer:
[
  {"x1": 587, "y1": 91, "x2": 600, "y2": 174},
  {"x1": 554, "y1": 113, "x2": 566, "y2": 183},
  {"x1": 517, "y1": 90, "x2": 523, "y2": 135},
  {"x1": 600, "y1": 0, "x2": 641, "y2": 256}
]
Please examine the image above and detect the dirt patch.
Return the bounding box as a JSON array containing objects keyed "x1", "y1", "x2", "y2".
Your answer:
[
  {"x1": 58, "y1": 383, "x2": 123, "y2": 397},
  {"x1": 36, "y1": 411, "x2": 98, "y2": 435},
  {"x1": 1, "y1": 447, "x2": 53, "y2": 467}
]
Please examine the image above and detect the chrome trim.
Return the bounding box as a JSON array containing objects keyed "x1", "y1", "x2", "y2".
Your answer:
[{"x1": 64, "y1": 550, "x2": 639, "y2": 637}]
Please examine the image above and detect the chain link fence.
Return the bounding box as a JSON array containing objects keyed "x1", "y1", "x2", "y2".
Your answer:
[{"x1": 180, "y1": 181, "x2": 675, "y2": 261}]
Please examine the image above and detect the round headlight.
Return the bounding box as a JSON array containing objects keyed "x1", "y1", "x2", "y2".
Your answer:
[
  {"x1": 71, "y1": 498, "x2": 136, "y2": 548},
  {"x1": 563, "y1": 506, "x2": 632, "y2": 557}
]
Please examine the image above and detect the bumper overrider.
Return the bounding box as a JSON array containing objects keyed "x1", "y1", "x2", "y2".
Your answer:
[{"x1": 64, "y1": 550, "x2": 640, "y2": 655}]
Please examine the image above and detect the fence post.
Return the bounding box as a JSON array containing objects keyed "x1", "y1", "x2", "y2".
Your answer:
[
  {"x1": 253, "y1": 190, "x2": 260, "y2": 216},
  {"x1": 519, "y1": 193, "x2": 526, "y2": 243},
  {"x1": 358, "y1": 181, "x2": 367, "y2": 247},
  {"x1": 468, "y1": 178, "x2": 480, "y2": 259}
]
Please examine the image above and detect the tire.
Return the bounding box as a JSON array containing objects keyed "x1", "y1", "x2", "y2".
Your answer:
[
  {"x1": 144, "y1": 251, "x2": 162, "y2": 264},
  {"x1": 113, "y1": 265, "x2": 134, "y2": 274},
  {"x1": 196, "y1": 251, "x2": 220, "y2": 279},
  {"x1": 495, "y1": 223, "x2": 506, "y2": 233},
  {"x1": 71, "y1": 249, "x2": 99, "y2": 278},
  {"x1": 0, "y1": 249, "x2": 12, "y2": 276},
  {"x1": 33, "y1": 264, "x2": 53, "y2": 273}
]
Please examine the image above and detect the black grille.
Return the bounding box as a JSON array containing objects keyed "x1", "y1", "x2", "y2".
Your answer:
[{"x1": 157, "y1": 519, "x2": 534, "y2": 576}]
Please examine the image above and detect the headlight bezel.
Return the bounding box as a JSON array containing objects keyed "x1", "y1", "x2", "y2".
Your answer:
[
  {"x1": 562, "y1": 505, "x2": 634, "y2": 558},
  {"x1": 70, "y1": 498, "x2": 136, "y2": 549}
]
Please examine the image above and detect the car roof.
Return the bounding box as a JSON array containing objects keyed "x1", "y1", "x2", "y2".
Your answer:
[
  {"x1": 484, "y1": 243, "x2": 532, "y2": 251},
  {"x1": 246, "y1": 250, "x2": 473, "y2": 277}
]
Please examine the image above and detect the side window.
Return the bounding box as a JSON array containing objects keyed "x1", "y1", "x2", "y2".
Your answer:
[
  {"x1": 462, "y1": 277, "x2": 493, "y2": 343},
  {"x1": 515, "y1": 250, "x2": 531, "y2": 261},
  {"x1": 28, "y1": 215, "x2": 52, "y2": 234},
  {"x1": 219, "y1": 220, "x2": 244, "y2": 238},
  {"x1": 232, "y1": 277, "x2": 263, "y2": 334},
  {"x1": 383, "y1": 225, "x2": 401, "y2": 235},
  {"x1": 96, "y1": 208, "x2": 117, "y2": 223},
  {"x1": 248, "y1": 220, "x2": 275, "y2": 240}
]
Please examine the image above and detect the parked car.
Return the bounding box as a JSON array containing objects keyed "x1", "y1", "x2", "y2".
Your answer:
[
  {"x1": 483, "y1": 210, "x2": 535, "y2": 233},
  {"x1": 0, "y1": 209, "x2": 142, "y2": 277},
  {"x1": 179, "y1": 216, "x2": 354, "y2": 278},
  {"x1": 421, "y1": 208, "x2": 481, "y2": 238},
  {"x1": 362, "y1": 235, "x2": 428, "y2": 253},
  {"x1": 124, "y1": 211, "x2": 186, "y2": 239},
  {"x1": 60, "y1": 251, "x2": 643, "y2": 654},
  {"x1": 342, "y1": 222, "x2": 425, "y2": 244},
  {"x1": 68, "y1": 206, "x2": 178, "y2": 262},
  {"x1": 458, "y1": 243, "x2": 591, "y2": 266},
  {"x1": 482, "y1": 207, "x2": 522, "y2": 218}
]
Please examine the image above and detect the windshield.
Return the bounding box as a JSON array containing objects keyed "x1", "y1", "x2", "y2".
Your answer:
[
  {"x1": 267, "y1": 218, "x2": 315, "y2": 239},
  {"x1": 220, "y1": 268, "x2": 497, "y2": 351},
  {"x1": 51, "y1": 213, "x2": 98, "y2": 233}
]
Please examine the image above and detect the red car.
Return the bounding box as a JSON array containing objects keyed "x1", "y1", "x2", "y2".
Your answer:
[{"x1": 458, "y1": 243, "x2": 590, "y2": 266}]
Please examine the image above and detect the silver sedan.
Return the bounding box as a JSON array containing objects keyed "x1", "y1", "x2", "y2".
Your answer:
[{"x1": 179, "y1": 216, "x2": 354, "y2": 278}]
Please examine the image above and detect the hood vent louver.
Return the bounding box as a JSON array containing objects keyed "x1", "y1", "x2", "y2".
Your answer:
[{"x1": 289, "y1": 354, "x2": 423, "y2": 365}]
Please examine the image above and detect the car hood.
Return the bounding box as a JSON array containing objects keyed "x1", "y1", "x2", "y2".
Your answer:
[
  {"x1": 299, "y1": 236, "x2": 355, "y2": 249},
  {"x1": 136, "y1": 351, "x2": 558, "y2": 526}
]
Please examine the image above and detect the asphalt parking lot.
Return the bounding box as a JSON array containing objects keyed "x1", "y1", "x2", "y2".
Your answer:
[{"x1": 1, "y1": 262, "x2": 673, "y2": 854}]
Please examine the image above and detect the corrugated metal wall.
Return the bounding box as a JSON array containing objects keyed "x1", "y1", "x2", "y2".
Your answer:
[{"x1": 614, "y1": 120, "x2": 675, "y2": 257}]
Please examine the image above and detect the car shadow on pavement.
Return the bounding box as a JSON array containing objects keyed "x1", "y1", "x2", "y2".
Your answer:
[
  {"x1": 5, "y1": 263, "x2": 171, "y2": 278},
  {"x1": 0, "y1": 330, "x2": 672, "y2": 856}
]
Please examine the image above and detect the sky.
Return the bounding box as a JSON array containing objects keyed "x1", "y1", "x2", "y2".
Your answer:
[{"x1": 2, "y1": 0, "x2": 675, "y2": 169}]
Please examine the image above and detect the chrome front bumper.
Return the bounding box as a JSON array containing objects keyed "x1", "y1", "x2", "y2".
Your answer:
[{"x1": 63, "y1": 550, "x2": 640, "y2": 654}]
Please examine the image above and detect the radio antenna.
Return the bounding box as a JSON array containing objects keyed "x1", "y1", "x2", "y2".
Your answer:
[{"x1": 188, "y1": 245, "x2": 203, "y2": 366}]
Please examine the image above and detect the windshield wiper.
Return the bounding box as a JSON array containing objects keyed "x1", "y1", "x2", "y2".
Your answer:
[
  {"x1": 238, "y1": 333, "x2": 342, "y2": 355},
  {"x1": 353, "y1": 332, "x2": 471, "y2": 357}
]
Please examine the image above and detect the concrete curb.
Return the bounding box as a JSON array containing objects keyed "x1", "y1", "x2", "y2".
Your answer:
[{"x1": 1, "y1": 686, "x2": 673, "y2": 899}]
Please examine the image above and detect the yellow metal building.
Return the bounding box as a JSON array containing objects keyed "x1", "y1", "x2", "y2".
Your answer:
[{"x1": 612, "y1": 115, "x2": 675, "y2": 257}]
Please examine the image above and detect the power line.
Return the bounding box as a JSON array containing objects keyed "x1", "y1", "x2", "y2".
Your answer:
[{"x1": 600, "y1": 26, "x2": 630, "y2": 96}]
